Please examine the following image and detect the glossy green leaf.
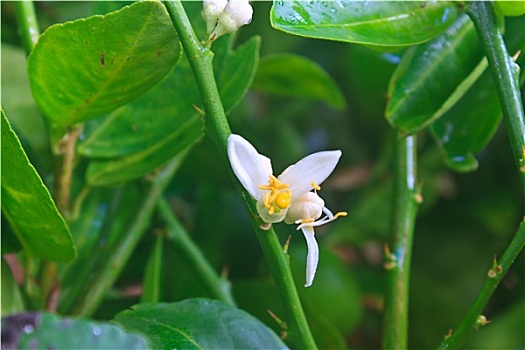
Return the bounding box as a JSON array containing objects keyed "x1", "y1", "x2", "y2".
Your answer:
[
  {"x1": 84, "y1": 116, "x2": 200, "y2": 186},
  {"x1": 1, "y1": 110, "x2": 76, "y2": 262},
  {"x1": 27, "y1": 1, "x2": 181, "y2": 127},
  {"x1": 1, "y1": 259, "x2": 25, "y2": 316},
  {"x1": 1, "y1": 312, "x2": 148, "y2": 349},
  {"x1": 252, "y1": 53, "x2": 346, "y2": 109},
  {"x1": 386, "y1": 14, "x2": 486, "y2": 134},
  {"x1": 113, "y1": 299, "x2": 287, "y2": 349},
  {"x1": 81, "y1": 36, "x2": 260, "y2": 186},
  {"x1": 271, "y1": 1, "x2": 457, "y2": 48},
  {"x1": 430, "y1": 70, "x2": 502, "y2": 172},
  {"x1": 141, "y1": 234, "x2": 164, "y2": 303}
]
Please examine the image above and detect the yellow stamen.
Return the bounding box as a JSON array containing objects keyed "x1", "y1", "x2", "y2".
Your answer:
[
  {"x1": 311, "y1": 181, "x2": 321, "y2": 191},
  {"x1": 334, "y1": 212, "x2": 348, "y2": 219},
  {"x1": 258, "y1": 175, "x2": 292, "y2": 213},
  {"x1": 301, "y1": 218, "x2": 315, "y2": 224}
]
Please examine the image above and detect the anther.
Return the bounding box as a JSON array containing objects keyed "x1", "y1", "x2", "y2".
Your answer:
[
  {"x1": 334, "y1": 212, "x2": 348, "y2": 219},
  {"x1": 311, "y1": 181, "x2": 321, "y2": 191}
]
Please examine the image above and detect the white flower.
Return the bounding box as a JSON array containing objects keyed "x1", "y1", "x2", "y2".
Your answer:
[
  {"x1": 202, "y1": 0, "x2": 253, "y2": 41},
  {"x1": 228, "y1": 134, "x2": 347, "y2": 287}
]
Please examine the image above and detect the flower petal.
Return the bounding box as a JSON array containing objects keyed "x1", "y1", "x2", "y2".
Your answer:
[
  {"x1": 228, "y1": 134, "x2": 273, "y2": 199},
  {"x1": 278, "y1": 150, "x2": 341, "y2": 200},
  {"x1": 301, "y1": 225, "x2": 319, "y2": 287}
]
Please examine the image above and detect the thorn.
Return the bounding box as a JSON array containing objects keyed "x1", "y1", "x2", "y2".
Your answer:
[
  {"x1": 267, "y1": 309, "x2": 287, "y2": 339},
  {"x1": 488, "y1": 255, "x2": 502, "y2": 278},
  {"x1": 383, "y1": 244, "x2": 396, "y2": 270},
  {"x1": 267, "y1": 309, "x2": 286, "y2": 328},
  {"x1": 283, "y1": 235, "x2": 292, "y2": 253},
  {"x1": 476, "y1": 315, "x2": 491, "y2": 328},
  {"x1": 444, "y1": 329, "x2": 453, "y2": 339},
  {"x1": 512, "y1": 50, "x2": 521, "y2": 62},
  {"x1": 192, "y1": 104, "x2": 205, "y2": 116}
]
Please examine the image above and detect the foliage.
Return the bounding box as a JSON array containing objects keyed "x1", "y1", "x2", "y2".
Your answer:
[{"x1": 1, "y1": 1, "x2": 523, "y2": 349}]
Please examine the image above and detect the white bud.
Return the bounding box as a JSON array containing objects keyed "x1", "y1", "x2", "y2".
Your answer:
[
  {"x1": 206, "y1": 0, "x2": 253, "y2": 41},
  {"x1": 284, "y1": 192, "x2": 324, "y2": 225},
  {"x1": 202, "y1": 0, "x2": 228, "y2": 34}
]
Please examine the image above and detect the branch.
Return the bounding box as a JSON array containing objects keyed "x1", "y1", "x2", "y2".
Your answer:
[
  {"x1": 163, "y1": 1, "x2": 317, "y2": 348},
  {"x1": 382, "y1": 133, "x2": 420, "y2": 349}
]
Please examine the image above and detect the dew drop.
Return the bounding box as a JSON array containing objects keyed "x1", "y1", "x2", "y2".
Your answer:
[
  {"x1": 92, "y1": 326, "x2": 102, "y2": 337},
  {"x1": 23, "y1": 325, "x2": 34, "y2": 334}
]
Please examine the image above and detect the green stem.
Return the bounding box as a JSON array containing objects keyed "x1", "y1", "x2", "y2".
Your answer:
[
  {"x1": 163, "y1": 2, "x2": 316, "y2": 348},
  {"x1": 467, "y1": 1, "x2": 525, "y2": 191},
  {"x1": 157, "y1": 197, "x2": 236, "y2": 306},
  {"x1": 438, "y1": 220, "x2": 525, "y2": 349},
  {"x1": 140, "y1": 234, "x2": 164, "y2": 303},
  {"x1": 382, "y1": 134, "x2": 420, "y2": 349},
  {"x1": 163, "y1": 1, "x2": 230, "y2": 154},
  {"x1": 71, "y1": 152, "x2": 188, "y2": 317},
  {"x1": 13, "y1": 0, "x2": 40, "y2": 55}
]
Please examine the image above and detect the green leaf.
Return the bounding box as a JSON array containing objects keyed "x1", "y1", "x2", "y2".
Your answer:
[
  {"x1": 216, "y1": 36, "x2": 262, "y2": 113},
  {"x1": 141, "y1": 234, "x2": 164, "y2": 303},
  {"x1": 84, "y1": 117, "x2": 200, "y2": 186},
  {"x1": 385, "y1": 14, "x2": 486, "y2": 134},
  {"x1": 1, "y1": 259, "x2": 25, "y2": 316},
  {"x1": 81, "y1": 36, "x2": 260, "y2": 186},
  {"x1": 1, "y1": 110, "x2": 76, "y2": 262},
  {"x1": 252, "y1": 53, "x2": 346, "y2": 109},
  {"x1": 271, "y1": 1, "x2": 457, "y2": 48},
  {"x1": 1, "y1": 44, "x2": 49, "y2": 163},
  {"x1": 1, "y1": 312, "x2": 148, "y2": 349},
  {"x1": 27, "y1": 1, "x2": 181, "y2": 127},
  {"x1": 430, "y1": 70, "x2": 502, "y2": 172},
  {"x1": 113, "y1": 299, "x2": 287, "y2": 349}
]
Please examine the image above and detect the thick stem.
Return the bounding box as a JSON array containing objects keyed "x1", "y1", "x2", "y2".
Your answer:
[
  {"x1": 467, "y1": 1, "x2": 525, "y2": 191},
  {"x1": 438, "y1": 220, "x2": 525, "y2": 349},
  {"x1": 163, "y1": 1, "x2": 230, "y2": 155},
  {"x1": 157, "y1": 197, "x2": 236, "y2": 306},
  {"x1": 13, "y1": 1, "x2": 40, "y2": 55},
  {"x1": 71, "y1": 151, "x2": 188, "y2": 317},
  {"x1": 382, "y1": 133, "x2": 420, "y2": 349},
  {"x1": 163, "y1": 2, "x2": 317, "y2": 348}
]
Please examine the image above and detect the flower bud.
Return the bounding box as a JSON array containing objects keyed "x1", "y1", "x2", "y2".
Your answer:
[
  {"x1": 203, "y1": 0, "x2": 253, "y2": 41},
  {"x1": 284, "y1": 192, "x2": 324, "y2": 225},
  {"x1": 202, "y1": 0, "x2": 228, "y2": 35}
]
